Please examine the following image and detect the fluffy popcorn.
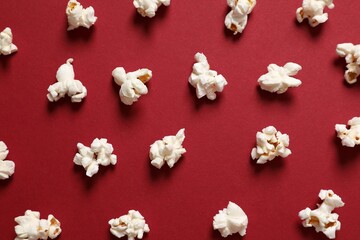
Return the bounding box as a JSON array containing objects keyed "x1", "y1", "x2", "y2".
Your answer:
[
  {"x1": 0, "y1": 141, "x2": 15, "y2": 180},
  {"x1": 336, "y1": 43, "x2": 360, "y2": 84},
  {"x1": 0, "y1": 27, "x2": 18, "y2": 56},
  {"x1": 299, "y1": 190, "x2": 344, "y2": 239},
  {"x1": 189, "y1": 53, "x2": 227, "y2": 100},
  {"x1": 109, "y1": 210, "x2": 150, "y2": 239},
  {"x1": 133, "y1": 0, "x2": 170, "y2": 18},
  {"x1": 47, "y1": 58, "x2": 87, "y2": 103},
  {"x1": 14, "y1": 210, "x2": 61, "y2": 240},
  {"x1": 258, "y1": 63, "x2": 302, "y2": 94},
  {"x1": 251, "y1": 126, "x2": 291, "y2": 164},
  {"x1": 335, "y1": 117, "x2": 360, "y2": 147},
  {"x1": 225, "y1": 0, "x2": 256, "y2": 34},
  {"x1": 296, "y1": 0, "x2": 334, "y2": 27},
  {"x1": 66, "y1": 0, "x2": 97, "y2": 31},
  {"x1": 213, "y1": 201, "x2": 248, "y2": 238},
  {"x1": 74, "y1": 138, "x2": 117, "y2": 177},
  {"x1": 149, "y1": 128, "x2": 186, "y2": 169},
  {"x1": 112, "y1": 67, "x2": 152, "y2": 105}
]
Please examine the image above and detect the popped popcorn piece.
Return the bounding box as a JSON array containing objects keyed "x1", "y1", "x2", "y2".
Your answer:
[
  {"x1": 335, "y1": 117, "x2": 360, "y2": 147},
  {"x1": 213, "y1": 201, "x2": 248, "y2": 238},
  {"x1": 251, "y1": 126, "x2": 291, "y2": 164},
  {"x1": 112, "y1": 67, "x2": 152, "y2": 105},
  {"x1": 109, "y1": 210, "x2": 150, "y2": 239},
  {"x1": 189, "y1": 53, "x2": 227, "y2": 100},
  {"x1": 225, "y1": 0, "x2": 256, "y2": 35},
  {"x1": 0, "y1": 141, "x2": 15, "y2": 180},
  {"x1": 296, "y1": 0, "x2": 334, "y2": 27},
  {"x1": 47, "y1": 58, "x2": 87, "y2": 103},
  {"x1": 258, "y1": 63, "x2": 302, "y2": 94},
  {"x1": 133, "y1": 0, "x2": 170, "y2": 18},
  {"x1": 0, "y1": 27, "x2": 18, "y2": 56},
  {"x1": 14, "y1": 210, "x2": 61, "y2": 240},
  {"x1": 149, "y1": 128, "x2": 186, "y2": 169},
  {"x1": 74, "y1": 138, "x2": 117, "y2": 177},
  {"x1": 66, "y1": 0, "x2": 97, "y2": 31},
  {"x1": 299, "y1": 189, "x2": 344, "y2": 239},
  {"x1": 336, "y1": 43, "x2": 360, "y2": 84}
]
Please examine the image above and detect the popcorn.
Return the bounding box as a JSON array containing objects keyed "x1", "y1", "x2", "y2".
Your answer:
[
  {"x1": 336, "y1": 43, "x2": 360, "y2": 84},
  {"x1": 112, "y1": 67, "x2": 152, "y2": 105},
  {"x1": 189, "y1": 53, "x2": 227, "y2": 100},
  {"x1": 109, "y1": 210, "x2": 150, "y2": 239},
  {"x1": 47, "y1": 58, "x2": 87, "y2": 103},
  {"x1": 335, "y1": 117, "x2": 360, "y2": 147},
  {"x1": 258, "y1": 63, "x2": 302, "y2": 94},
  {"x1": 299, "y1": 189, "x2": 344, "y2": 239},
  {"x1": 74, "y1": 138, "x2": 117, "y2": 177},
  {"x1": 296, "y1": 0, "x2": 335, "y2": 27},
  {"x1": 0, "y1": 27, "x2": 18, "y2": 56},
  {"x1": 149, "y1": 128, "x2": 186, "y2": 169},
  {"x1": 133, "y1": 0, "x2": 170, "y2": 18},
  {"x1": 0, "y1": 141, "x2": 15, "y2": 180},
  {"x1": 213, "y1": 201, "x2": 248, "y2": 238},
  {"x1": 14, "y1": 210, "x2": 61, "y2": 240},
  {"x1": 66, "y1": 0, "x2": 97, "y2": 31},
  {"x1": 225, "y1": 0, "x2": 256, "y2": 35},
  {"x1": 251, "y1": 126, "x2": 291, "y2": 164}
]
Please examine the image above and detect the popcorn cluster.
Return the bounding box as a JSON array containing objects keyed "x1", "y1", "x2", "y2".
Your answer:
[
  {"x1": 14, "y1": 210, "x2": 62, "y2": 240},
  {"x1": 335, "y1": 117, "x2": 360, "y2": 147},
  {"x1": 109, "y1": 210, "x2": 150, "y2": 239},
  {"x1": 74, "y1": 138, "x2": 117, "y2": 177},
  {"x1": 299, "y1": 190, "x2": 344, "y2": 239},
  {"x1": 0, "y1": 141, "x2": 15, "y2": 180},
  {"x1": 336, "y1": 43, "x2": 360, "y2": 84},
  {"x1": 225, "y1": 0, "x2": 256, "y2": 35},
  {"x1": 149, "y1": 128, "x2": 186, "y2": 169},
  {"x1": 0, "y1": 27, "x2": 18, "y2": 56},
  {"x1": 47, "y1": 58, "x2": 87, "y2": 103},
  {"x1": 213, "y1": 201, "x2": 248, "y2": 238},
  {"x1": 133, "y1": 0, "x2": 170, "y2": 18},
  {"x1": 189, "y1": 53, "x2": 227, "y2": 100},
  {"x1": 66, "y1": 0, "x2": 97, "y2": 31},
  {"x1": 251, "y1": 126, "x2": 291, "y2": 164},
  {"x1": 296, "y1": 0, "x2": 335, "y2": 27},
  {"x1": 112, "y1": 67, "x2": 152, "y2": 105},
  {"x1": 258, "y1": 63, "x2": 302, "y2": 94}
]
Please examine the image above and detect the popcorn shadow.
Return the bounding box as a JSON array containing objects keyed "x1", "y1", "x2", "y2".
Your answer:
[
  {"x1": 187, "y1": 84, "x2": 223, "y2": 111},
  {"x1": 73, "y1": 164, "x2": 116, "y2": 190},
  {"x1": 296, "y1": 222, "x2": 333, "y2": 240},
  {"x1": 0, "y1": 176, "x2": 14, "y2": 189},
  {"x1": 333, "y1": 136, "x2": 360, "y2": 166},
  {"x1": 47, "y1": 97, "x2": 84, "y2": 113},
  {"x1": 65, "y1": 22, "x2": 95, "y2": 42},
  {"x1": 0, "y1": 54, "x2": 13, "y2": 69},
  {"x1": 256, "y1": 86, "x2": 294, "y2": 103},
  {"x1": 249, "y1": 155, "x2": 286, "y2": 174},
  {"x1": 148, "y1": 155, "x2": 186, "y2": 181},
  {"x1": 294, "y1": 18, "x2": 324, "y2": 38},
  {"x1": 132, "y1": 5, "x2": 169, "y2": 35}
]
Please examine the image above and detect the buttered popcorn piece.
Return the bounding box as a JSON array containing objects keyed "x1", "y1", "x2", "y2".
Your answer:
[
  {"x1": 109, "y1": 210, "x2": 150, "y2": 239},
  {"x1": 299, "y1": 190, "x2": 344, "y2": 239},
  {"x1": 251, "y1": 126, "x2": 291, "y2": 164},
  {"x1": 0, "y1": 27, "x2": 18, "y2": 56},
  {"x1": 14, "y1": 210, "x2": 61, "y2": 240},
  {"x1": 149, "y1": 128, "x2": 186, "y2": 169},
  {"x1": 296, "y1": 0, "x2": 334, "y2": 27},
  {"x1": 133, "y1": 0, "x2": 170, "y2": 18},
  {"x1": 213, "y1": 201, "x2": 248, "y2": 238},
  {"x1": 258, "y1": 63, "x2": 302, "y2": 94},
  {"x1": 112, "y1": 67, "x2": 152, "y2": 105},
  {"x1": 336, "y1": 43, "x2": 360, "y2": 84},
  {"x1": 189, "y1": 53, "x2": 228, "y2": 100},
  {"x1": 335, "y1": 117, "x2": 360, "y2": 147},
  {"x1": 74, "y1": 138, "x2": 117, "y2": 177},
  {"x1": 225, "y1": 0, "x2": 256, "y2": 34},
  {"x1": 66, "y1": 0, "x2": 97, "y2": 30},
  {"x1": 0, "y1": 141, "x2": 15, "y2": 180}
]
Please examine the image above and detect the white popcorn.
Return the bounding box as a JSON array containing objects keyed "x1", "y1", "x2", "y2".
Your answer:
[
  {"x1": 14, "y1": 210, "x2": 61, "y2": 240},
  {"x1": 149, "y1": 128, "x2": 186, "y2": 169},
  {"x1": 47, "y1": 58, "x2": 87, "y2": 103},
  {"x1": 258, "y1": 63, "x2": 302, "y2": 94},
  {"x1": 213, "y1": 201, "x2": 248, "y2": 238},
  {"x1": 299, "y1": 190, "x2": 344, "y2": 239},
  {"x1": 335, "y1": 117, "x2": 360, "y2": 147},
  {"x1": 251, "y1": 126, "x2": 291, "y2": 164},
  {"x1": 109, "y1": 210, "x2": 150, "y2": 239},
  {"x1": 296, "y1": 0, "x2": 334, "y2": 27},
  {"x1": 112, "y1": 67, "x2": 152, "y2": 105},
  {"x1": 74, "y1": 138, "x2": 117, "y2": 177},
  {"x1": 0, "y1": 141, "x2": 15, "y2": 180},
  {"x1": 225, "y1": 0, "x2": 256, "y2": 35},
  {"x1": 133, "y1": 0, "x2": 170, "y2": 18},
  {"x1": 189, "y1": 53, "x2": 228, "y2": 100},
  {"x1": 336, "y1": 43, "x2": 360, "y2": 84},
  {"x1": 66, "y1": 0, "x2": 97, "y2": 31},
  {"x1": 0, "y1": 27, "x2": 18, "y2": 56}
]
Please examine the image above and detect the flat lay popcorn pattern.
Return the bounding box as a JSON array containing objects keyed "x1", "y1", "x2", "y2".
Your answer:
[
  {"x1": 296, "y1": 0, "x2": 334, "y2": 27},
  {"x1": 133, "y1": 0, "x2": 170, "y2": 18},
  {"x1": 335, "y1": 117, "x2": 360, "y2": 147},
  {"x1": 109, "y1": 210, "x2": 150, "y2": 239},
  {"x1": 0, "y1": 141, "x2": 15, "y2": 180},
  {"x1": 225, "y1": 0, "x2": 256, "y2": 35},
  {"x1": 336, "y1": 43, "x2": 360, "y2": 84},
  {"x1": 66, "y1": 0, "x2": 97, "y2": 31},
  {"x1": 0, "y1": 27, "x2": 17, "y2": 56}
]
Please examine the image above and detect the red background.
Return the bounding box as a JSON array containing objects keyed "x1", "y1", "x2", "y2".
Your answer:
[{"x1": 1, "y1": 0, "x2": 360, "y2": 239}]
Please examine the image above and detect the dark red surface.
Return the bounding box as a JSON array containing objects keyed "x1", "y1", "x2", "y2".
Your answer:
[{"x1": 1, "y1": 0, "x2": 360, "y2": 239}]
